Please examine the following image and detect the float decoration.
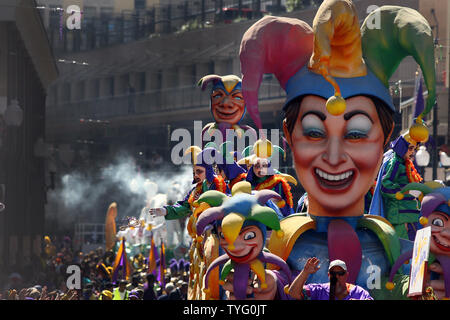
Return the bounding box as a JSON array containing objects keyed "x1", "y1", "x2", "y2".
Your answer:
[
  {"x1": 195, "y1": 182, "x2": 291, "y2": 299},
  {"x1": 387, "y1": 183, "x2": 450, "y2": 299}
]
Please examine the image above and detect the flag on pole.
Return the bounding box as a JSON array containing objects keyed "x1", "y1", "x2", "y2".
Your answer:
[
  {"x1": 158, "y1": 240, "x2": 166, "y2": 288},
  {"x1": 111, "y1": 238, "x2": 131, "y2": 283},
  {"x1": 414, "y1": 71, "x2": 425, "y2": 119},
  {"x1": 147, "y1": 236, "x2": 159, "y2": 275}
]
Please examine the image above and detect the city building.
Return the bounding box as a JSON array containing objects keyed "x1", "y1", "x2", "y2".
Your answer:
[{"x1": 0, "y1": 0, "x2": 58, "y2": 276}]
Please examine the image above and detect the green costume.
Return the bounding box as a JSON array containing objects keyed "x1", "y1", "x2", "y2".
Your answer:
[
  {"x1": 164, "y1": 181, "x2": 209, "y2": 220},
  {"x1": 381, "y1": 153, "x2": 421, "y2": 240}
]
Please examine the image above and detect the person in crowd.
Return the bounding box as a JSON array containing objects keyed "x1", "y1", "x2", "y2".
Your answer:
[
  {"x1": 287, "y1": 258, "x2": 373, "y2": 300},
  {"x1": 113, "y1": 280, "x2": 130, "y2": 300},
  {"x1": 157, "y1": 283, "x2": 175, "y2": 300},
  {"x1": 143, "y1": 274, "x2": 157, "y2": 300}
]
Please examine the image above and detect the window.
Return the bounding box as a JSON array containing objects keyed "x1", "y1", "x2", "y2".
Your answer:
[
  {"x1": 76, "y1": 82, "x2": 85, "y2": 101},
  {"x1": 121, "y1": 74, "x2": 130, "y2": 94},
  {"x1": 135, "y1": 0, "x2": 146, "y2": 10},
  {"x1": 92, "y1": 79, "x2": 100, "y2": 98},
  {"x1": 62, "y1": 83, "x2": 71, "y2": 103},
  {"x1": 138, "y1": 72, "x2": 146, "y2": 92},
  {"x1": 109, "y1": 77, "x2": 115, "y2": 96}
]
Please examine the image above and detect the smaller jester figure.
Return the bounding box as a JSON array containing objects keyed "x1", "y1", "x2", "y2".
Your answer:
[
  {"x1": 150, "y1": 146, "x2": 227, "y2": 221},
  {"x1": 386, "y1": 182, "x2": 450, "y2": 299},
  {"x1": 243, "y1": 138, "x2": 296, "y2": 217},
  {"x1": 194, "y1": 181, "x2": 292, "y2": 300},
  {"x1": 203, "y1": 141, "x2": 247, "y2": 189},
  {"x1": 198, "y1": 74, "x2": 257, "y2": 145},
  {"x1": 370, "y1": 132, "x2": 423, "y2": 241}
]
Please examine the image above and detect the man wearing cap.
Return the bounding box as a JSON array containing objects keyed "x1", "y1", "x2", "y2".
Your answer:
[{"x1": 287, "y1": 258, "x2": 373, "y2": 300}]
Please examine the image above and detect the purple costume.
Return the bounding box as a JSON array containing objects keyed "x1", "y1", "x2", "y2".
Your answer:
[{"x1": 302, "y1": 283, "x2": 373, "y2": 300}]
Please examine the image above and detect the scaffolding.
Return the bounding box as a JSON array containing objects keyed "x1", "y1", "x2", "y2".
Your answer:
[{"x1": 74, "y1": 223, "x2": 105, "y2": 252}]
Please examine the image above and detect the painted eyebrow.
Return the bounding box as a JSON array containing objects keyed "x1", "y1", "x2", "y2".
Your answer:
[
  {"x1": 433, "y1": 212, "x2": 449, "y2": 221},
  {"x1": 300, "y1": 110, "x2": 327, "y2": 121},
  {"x1": 239, "y1": 226, "x2": 257, "y2": 235},
  {"x1": 343, "y1": 110, "x2": 374, "y2": 123}
]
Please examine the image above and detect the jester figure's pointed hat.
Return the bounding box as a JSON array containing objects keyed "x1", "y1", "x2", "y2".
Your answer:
[
  {"x1": 204, "y1": 141, "x2": 247, "y2": 181},
  {"x1": 390, "y1": 131, "x2": 419, "y2": 157},
  {"x1": 195, "y1": 181, "x2": 284, "y2": 250},
  {"x1": 198, "y1": 74, "x2": 246, "y2": 123},
  {"x1": 240, "y1": 0, "x2": 436, "y2": 142},
  {"x1": 244, "y1": 138, "x2": 286, "y2": 180},
  {"x1": 395, "y1": 181, "x2": 449, "y2": 226},
  {"x1": 184, "y1": 146, "x2": 217, "y2": 183}
]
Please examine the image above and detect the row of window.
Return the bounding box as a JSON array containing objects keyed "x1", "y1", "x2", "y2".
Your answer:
[{"x1": 48, "y1": 60, "x2": 233, "y2": 105}]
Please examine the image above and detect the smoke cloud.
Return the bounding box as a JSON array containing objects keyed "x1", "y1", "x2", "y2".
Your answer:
[{"x1": 45, "y1": 153, "x2": 193, "y2": 231}]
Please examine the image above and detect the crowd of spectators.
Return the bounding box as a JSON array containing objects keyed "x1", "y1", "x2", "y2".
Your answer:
[{"x1": 0, "y1": 235, "x2": 188, "y2": 300}]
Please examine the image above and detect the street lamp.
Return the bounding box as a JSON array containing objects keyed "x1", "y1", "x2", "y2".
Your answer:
[
  {"x1": 4, "y1": 100, "x2": 23, "y2": 127},
  {"x1": 439, "y1": 150, "x2": 450, "y2": 184},
  {"x1": 416, "y1": 145, "x2": 430, "y2": 178}
]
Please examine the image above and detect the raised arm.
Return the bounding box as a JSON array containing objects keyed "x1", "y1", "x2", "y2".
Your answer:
[{"x1": 286, "y1": 257, "x2": 320, "y2": 300}]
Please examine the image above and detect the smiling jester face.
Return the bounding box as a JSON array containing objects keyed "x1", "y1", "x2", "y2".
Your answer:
[
  {"x1": 218, "y1": 224, "x2": 263, "y2": 264},
  {"x1": 427, "y1": 212, "x2": 450, "y2": 255},
  {"x1": 210, "y1": 76, "x2": 245, "y2": 125},
  {"x1": 285, "y1": 95, "x2": 385, "y2": 216},
  {"x1": 211, "y1": 88, "x2": 245, "y2": 125}
]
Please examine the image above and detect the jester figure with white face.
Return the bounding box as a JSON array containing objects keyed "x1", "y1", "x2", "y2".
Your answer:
[{"x1": 233, "y1": 0, "x2": 436, "y2": 299}]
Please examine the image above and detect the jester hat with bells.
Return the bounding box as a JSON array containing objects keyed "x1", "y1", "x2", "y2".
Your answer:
[
  {"x1": 194, "y1": 181, "x2": 292, "y2": 299},
  {"x1": 185, "y1": 146, "x2": 217, "y2": 184},
  {"x1": 204, "y1": 141, "x2": 247, "y2": 182},
  {"x1": 239, "y1": 0, "x2": 436, "y2": 143},
  {"x1": 390, "y1": 131, "x2": 420, "y2": 159},
  {"x1": 198, "y1": 74, "x2": 256, "y2": 140},
  {"x1": 243, "y1": 138, "x2": 297, "y2": 186},
  {"x1": 387, "y1": 182, "x2": 450, "y2": 298}
]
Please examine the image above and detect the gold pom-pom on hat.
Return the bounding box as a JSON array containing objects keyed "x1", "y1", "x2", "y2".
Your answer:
[
  {"x1": 409, "y1": 116, "x2": 429, "y2": 143},
  {"x1": 395, "y1": 192, "x2": 404, "y2": 200},
  {"x1": 419, "y1": 216, "x2": 429, "y2": 226},
  {"x1": 386, "y1": 282, "x2": 395, "y2": 290}
]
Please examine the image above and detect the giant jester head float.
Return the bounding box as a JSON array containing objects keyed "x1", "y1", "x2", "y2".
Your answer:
[{"x1": 239, "y1": 0, "x2": 436, "y2": 217}]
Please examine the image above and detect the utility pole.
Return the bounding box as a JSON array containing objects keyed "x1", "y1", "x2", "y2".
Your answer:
[{"x1": 431, "y1": 8, "x2": 440, "y2": 180}]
